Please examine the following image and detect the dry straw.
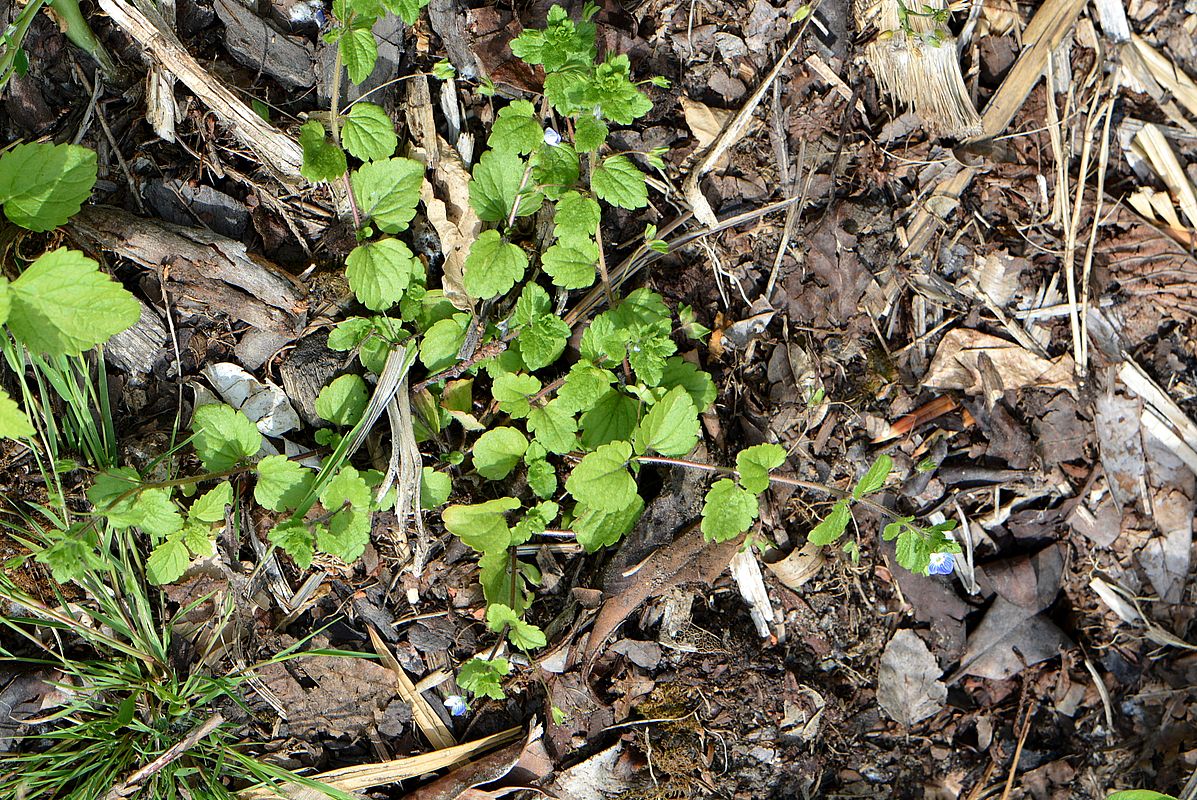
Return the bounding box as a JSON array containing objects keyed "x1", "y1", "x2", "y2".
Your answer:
[{"x1": 860, "y1": 0, "x2": 982, "y2": 138}]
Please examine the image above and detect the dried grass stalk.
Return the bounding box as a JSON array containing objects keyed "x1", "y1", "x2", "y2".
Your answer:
[{"x1": 861, "y1": 0, "x2": 982, "y2": 138}]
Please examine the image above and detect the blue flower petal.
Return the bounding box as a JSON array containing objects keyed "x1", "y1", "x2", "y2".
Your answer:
[{"x1": 926, "y1": 552, "x2": 955, "y2": 575}]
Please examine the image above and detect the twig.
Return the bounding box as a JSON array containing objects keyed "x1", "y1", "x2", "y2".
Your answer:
[
  {"x1": 634, "y1": 455, "x2": 899, "y2": 521},
  {"x1": 998, "y1": 700, "x2": 1034, "y2": 800},
  {"x1": 102, "y1": 713, "x2": 225, "y2": 799},
  {"x1": 593, "y1": 217, "x2": 616, "y2": 310},
  {"x1": 71, "y1": 60, "x2": 145, "y2": 213}
]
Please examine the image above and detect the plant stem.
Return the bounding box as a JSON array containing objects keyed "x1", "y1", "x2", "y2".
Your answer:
[
  {"x1": 504, "y1": 161, "x2": 535, "y2": 230},
  {"x1": 49, "y1": 0, "x2": 122, "y2": 82},
  {"x1": 330, "y1": 46, "x2": 343, "y2": 145},
  {"x1": 593, "y1": 211, "x2": 616, "y2": 310},
  {"x1": 633, "y1": 455, "x2": 900, "y2": 521},
  {"x1": 0, "y1": 0, "x2": 50, "y2": 94},
  {"x1": 342, "y1": 172, "x2": 362, "y2": 229}
]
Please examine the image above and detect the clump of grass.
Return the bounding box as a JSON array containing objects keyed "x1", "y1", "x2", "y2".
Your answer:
[{"x1": 0, "y1": 526, "x2": 356, "y2": 800}]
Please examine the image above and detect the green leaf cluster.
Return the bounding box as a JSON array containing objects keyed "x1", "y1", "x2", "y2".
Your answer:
[
  {"x1": 882, "y1": 517, "x2": 961, "y2": 576},
  {"x1": 326, "y1": 0, "x2": 431, "y2": 88},
  {"x1": 510, "y1": 6, "x2": 654, "y2": 131},
  {"x1": 457, "y1": 657, "x2": 510, "y2": 700},
  {"x1": 805, "y1": 455, "x2": 893, "y2": 548},
  {"x1": 697, "y1": 444, "x2": 784, "y2": 542},
  {"x1": 442, "y1": 497, "x2": 547, "y2": 614},
  {"x1": 87, "y1": 468, "x2": 233, "y2": 585},
  {"x1": 0, "y1": 144, "x2": 138, "y2": 442}
]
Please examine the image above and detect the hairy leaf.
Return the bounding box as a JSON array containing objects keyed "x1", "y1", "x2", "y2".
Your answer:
[
  {"x1": 0, "y1": 142, "x2": 97, "y2": 232},
  {"x1": 316, "y1": 374, "x2": 369, "y2": 426},
  {"x1": 350, "y1": 157, "x2": 424, "y2": 233},
  {"x1": 808, "y1": 499, "x2": 852, "y2": 546},
  {"x1": 634, "y1": 385, "x2": 699, "y2": 457},
  {"x1": 464, "y1": 230, "x2": 527, "y2": 299},
  {"x1": 0, "y1": 387, "x2": 33, "y2": 439},
  {"x1": 7, "y1": 248, "x2": 139, "y2": 357},
  {"x1": 342, "y1": 101, "x2": 397, "y2": 162},
  {"x1": 442, "y1": 497, "x2": 520, "y2": 552},
  {"x1": 299, "y1": 120, "x2": 347, "y2": 183},
  {"x1": 191, "y1": 404, "x2": 261, "y2": 471},
  {"x1": 574, "y1": 493, "x2": 643, "y2": 552},
  {"x1": 472, "y1": 426, "x2": 528, "y2": 480},
  {"x1": 566, "y1": 441, "x2": 636, "y2": 512},
  {"x1": 591, "y1": 155, "x2": 647, "y2": 210},
  {"x1": 700, "y1": 479, "x2": 757, "y2": 542},
  {"x1": 255, "y1": 455, "x2": 314, "y2": 512},
  {"x1": 346, "y1": 238, "x2": 418, "y2": 311},
  {"x1": 736, "y1": 443, "x2": 786, "y2": 495}
]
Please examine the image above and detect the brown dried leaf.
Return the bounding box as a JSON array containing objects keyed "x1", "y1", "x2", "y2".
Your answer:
[
  {"x1": 923, "y1": 329, "x2": 1075, "y2": 395},
  {"x1": 877, "y1": 630, "x2": 947, "y2": 726}
]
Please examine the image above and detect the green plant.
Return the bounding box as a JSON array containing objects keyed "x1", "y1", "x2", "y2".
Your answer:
[
  {"x1": 0, "y1": 526, "x2": 357, "y2": 800},
  {"x1": 283, "y1": 3, "x2": 966, "y2": 703},
  {"x1": 0, "y1": 141, "x2": 140, "y2": 445},
  {"x1": 1107, "y1": 793, "x2": 1178, "y2": 800},
  {"x1": 0, "y1": 0, "x2": 121, "y2": 90}
]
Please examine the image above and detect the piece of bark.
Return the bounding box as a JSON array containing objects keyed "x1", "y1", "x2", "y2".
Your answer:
[
  {"x1": 69, "y1": 205, "x2": 306, "y2": 337},
  {"x1": 429, "y1": 0, "x2": 480, "y2": 79},
  {"x1": 214, "y1": 0, "x2": 315, "y2": 89},
  {"x1": 106, "y1": 299, "x2": 169, "y2": 382},
  {"x1": 142, "y1": 179, "x2": 251, "y2": 240},
  {"x1": 278, "y1": 332, "x2": 343, "y2": 426}
]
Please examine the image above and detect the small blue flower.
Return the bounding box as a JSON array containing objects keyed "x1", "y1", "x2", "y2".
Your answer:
[
  {"x1": 444, "y1": 695, "x2": 469, "y2": 717},
  {"x1": 926, "y1": 552, "x2": 955, "y2": 576},
  {"x1": 543, "y1": 128, "x2": 562, "y2": 147}
]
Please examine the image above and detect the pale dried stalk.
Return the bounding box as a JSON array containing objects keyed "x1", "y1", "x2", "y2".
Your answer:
[
  {"x1": 862, "y1": 0, "x2": 981, "y2": 137},
  {"x1": 96, "y1": 0, "x2": 304, "y2": 181}
]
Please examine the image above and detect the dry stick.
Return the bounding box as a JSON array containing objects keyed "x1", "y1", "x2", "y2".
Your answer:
[
  {"x1": 998, "y1": 702, "x2": 1034, "y2": 800},
  {"x1": 564, "y1": 193, "x2": 810, "y2": 328},
  {"x1": 103, "y1": 713, "x2": 225, "y2": 800},
  {"x1": 72, "y1": 61, "x2": 146, "y2": 214},
  {"x1": 1078, "y1": 92, "x2": 1117, "y2": 374},
  {"x1": 593, "y1": 216, "x2": 615, "y2": 311},
  {"x1": 1060, "y1": 87, "x2": 1106, "y2": 370},
  {"x1": 901, "y1": 0, "x2": 1087, "y2": 256},
  {"x1": 97, "y1": 0, "x2": 304, "y2": 180},
  {"x1": 681, "y1": 14, "x2": 811, "y2": 227}
]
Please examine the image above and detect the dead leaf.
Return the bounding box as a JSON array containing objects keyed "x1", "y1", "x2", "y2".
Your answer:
[
  {"x1": 546, "y1": 743, "x2": 635, "y2": 800},
  {"x1": 923, "y1": 329, "x2": 1076, "y2": 395},
  {"x1": 1094, "y1": 391, "x2": 1147, "y2": 508},
  {"x1": 955, "y1": 598, "x2": 1071, "y2": 680},
  {"x1": 201, "y1": 362, "x2": 300, "y2": 437},
  {"x1": 255, "y1": 647, "x2": 405, "y2": 740},
  {"x1": 680, "y1": 97, "x2": 734, "y2": 153},
  {"x1": 404, "y1": 725, "x2": 545, "y2": 800},
  {"x1": 729, "y1": 548, "x2": 775, "y2": 638},
  {"x1": 368, "y1": 625, "x2": 455, "y2": 750},
  {"x1": 585, "y1": 523, "x2": 739, "y2": 669},
  {"x1": 877, "y1": 630, "x2": 947, "y2": 726},
  {"x1": 422, "y1": 136, "x2": 480, "y2": 311},
  {"x1": 239, "y1": 728, "x2": 522, "y2": 800},
  {"x1": 976, "y1": 544, "x2": 1064, "y2": 611},
  {"x1": 765, "y1": 542, "x2": 825, "y2": 591},
  {"x1": 610, "y1": 639, "x2": 663, "y2": 669}
]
